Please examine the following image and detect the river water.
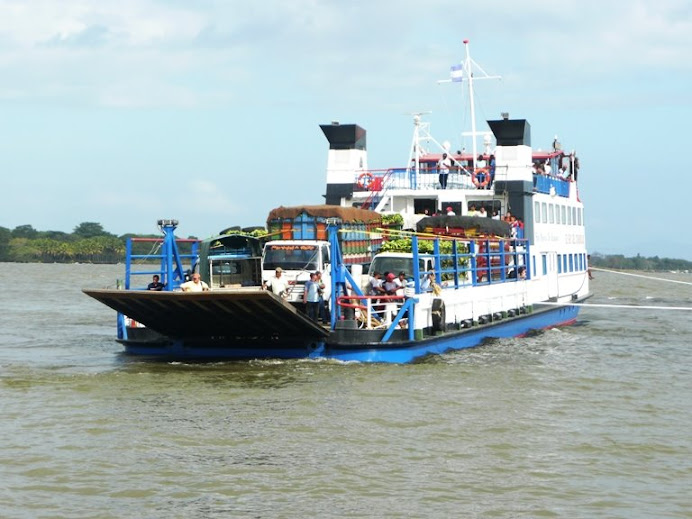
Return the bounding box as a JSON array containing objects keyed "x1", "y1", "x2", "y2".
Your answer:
[{"x1": 1, "y1": 263, "x2": 690, "y2": 518}]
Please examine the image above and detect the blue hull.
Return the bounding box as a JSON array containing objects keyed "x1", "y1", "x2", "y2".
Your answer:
[{"x1": 121, "y1": 303, "x2": 579, "y2": 363}]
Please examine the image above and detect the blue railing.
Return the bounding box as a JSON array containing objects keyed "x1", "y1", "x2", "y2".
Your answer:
[
  {"x1": 360, "y1": 168, "x2": 476, "y2": 192},
  {"x1": 327, "y1": 223, "x2": 531, "y2": 341},
  {"x1": 124, "y1": 222, "x2": 199, "y2": 291},
  {"x1": 356, "y1": 168, "x2": 571, "y2": 196},
  {"x1": 410, "y1": 235, "x2": 530, "y2": 289},
  {"x1": 533, "y1": 175, "x2": 570, "y2": 196}
]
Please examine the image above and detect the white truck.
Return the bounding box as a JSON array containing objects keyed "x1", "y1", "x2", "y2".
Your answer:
[
  {"x1": 261, "y1": 240, "x2": 331, "y2": 304},
  {"x1": 261, "y1": 205, "x2": 384, "y2": 307}
]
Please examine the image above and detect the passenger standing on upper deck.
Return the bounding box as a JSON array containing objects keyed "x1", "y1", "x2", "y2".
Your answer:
[
  {"x1": 544, "y1": 159, "x2": 552, "y2": 176},
  {"x1": 446, "y1": 206, "x2": 455, "y2": 216},
  {"x1": 488, "y1": 154, "x2": 496, "y2": 189},
  {"x1": 475, "y1": 154, "x2": 488, "y2": 189},
  {"x1": 438, "y1": 153, "x2": 451, "y2": 189}
]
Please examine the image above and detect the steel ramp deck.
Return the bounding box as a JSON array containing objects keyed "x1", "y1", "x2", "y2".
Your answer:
[{"x1": 83, "y1": 288, "x2": 329, "y2": 340}]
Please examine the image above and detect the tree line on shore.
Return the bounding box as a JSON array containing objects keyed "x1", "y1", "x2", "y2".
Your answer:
[
  {"x1": 2, "y1": 222, "x2": 692, "y2": 271},
  {"x1": 589, "y1": 253, "x2": 692, "y2": 272},
  {"x1": 0, "y1": 222, "x2": 197, "y2": 264}
]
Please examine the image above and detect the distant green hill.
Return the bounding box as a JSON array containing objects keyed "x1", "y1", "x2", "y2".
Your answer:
[
  {"x1": 3, "y1": 223, "x2": 692, "y2": 270},
  {"x1": 589, "y1": 253, "x2": 692, "y2": 272},
  {"x1": 0, "y1": 222, "x2": 197, "y2": 264}
]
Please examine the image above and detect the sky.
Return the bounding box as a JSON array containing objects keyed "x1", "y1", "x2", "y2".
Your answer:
[{"x1": 1, "y1": 0, "x2": 691, "y2": 259}]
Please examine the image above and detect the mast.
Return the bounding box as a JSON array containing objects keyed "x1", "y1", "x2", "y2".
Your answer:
[
  {"x1": 464, "y1": 39, "x2": 478, "y2": 164},
  {"x1": 442, "y1": 39, "x2": 501, "y2": 163}
]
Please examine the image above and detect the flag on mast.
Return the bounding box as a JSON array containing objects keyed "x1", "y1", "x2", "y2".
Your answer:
[{"x1": 450, "y1": 64, "x2": 463, "y2": 82}]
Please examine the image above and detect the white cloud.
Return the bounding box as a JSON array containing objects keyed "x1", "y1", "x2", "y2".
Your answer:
[
  {"x1": 0, "y1": 0, "x2": 205, "y2": 47},
  {"x1": 0, "y1": 0, "x2": 689, "y2": 109}
]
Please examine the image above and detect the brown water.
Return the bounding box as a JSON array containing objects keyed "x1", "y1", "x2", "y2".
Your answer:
[{"x1": 1, "y1": 263, "x2": 691, "y2": 518}]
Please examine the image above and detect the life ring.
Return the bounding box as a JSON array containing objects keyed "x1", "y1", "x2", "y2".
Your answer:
[
  {"x1": 357, "y1": 172, "x2": 374, "y2": 190},
  {"x1": 472, "y1": 168, "x2": 490, "y2": 188}
]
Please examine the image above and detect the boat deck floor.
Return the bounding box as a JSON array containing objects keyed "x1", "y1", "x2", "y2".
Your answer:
[{"x1": 83, "y1": 289, "x2": 329, "y2": 340}]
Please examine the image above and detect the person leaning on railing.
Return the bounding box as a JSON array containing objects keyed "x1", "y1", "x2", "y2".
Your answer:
[{"x1": 421, "y1": 272, "x2": 442, "y2": 295}]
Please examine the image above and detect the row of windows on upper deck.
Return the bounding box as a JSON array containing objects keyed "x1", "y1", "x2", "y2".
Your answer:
[
  {"x1": 534, "y1": 200, "x2": 583, "y2": 226},
  {"x1": 534, "y1": 252, "x2": 588, "y2": 277}
]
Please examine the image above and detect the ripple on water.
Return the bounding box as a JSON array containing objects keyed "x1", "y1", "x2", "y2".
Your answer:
[{"x1": 1, "y1": 265, "x2": 691, "y2": 517}]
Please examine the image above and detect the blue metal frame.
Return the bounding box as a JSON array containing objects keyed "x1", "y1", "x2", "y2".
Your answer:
[
  {"x1": 331, "y1": 225, "x2": 531, "y2": 304},
  {"x1": 123, "y1": 221, "x2": 198, "y2": 292},
  {"x1": 117, "y1": 221, "x2": 199, "y2": 340},
  {"x1": 329, "y1": 222, "x2": 417, "y2": 341}
]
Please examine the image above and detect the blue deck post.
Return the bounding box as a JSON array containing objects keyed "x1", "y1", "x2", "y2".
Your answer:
[
  {"x1": 452, "y1": 239, "x2": 460, "y2": 288},
  {"x1": 500, "y1": 239, "x2": 507, "y2": 281},
  {"x1": 328, "y1": 220, "x2": 342, "y2": 329},
  {"x1": 125, "y1": 239, "x2": 133, "y2": 290},
  {"x1": 412, "y1": 234, "x2": 420, "y2": 293},
  {"x1": 469, "y1": 240, "x2": 477, "y2": 286},
  {"x1": 433, "y1": 238, "x2": 441, "y2": 285},
  {"x1": 161, "y1": 220, "x2": 177, "y2": 291}
]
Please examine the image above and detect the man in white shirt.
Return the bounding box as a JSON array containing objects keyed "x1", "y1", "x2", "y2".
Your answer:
[
  {"x1": 264, "y1": 267, "x2": 291, "y2": 298},
  {"x1": 180, "y1": 273, "x2": 210, "y2": 292},
  {"x1": 438, "y1": 153, "x2": 451, "y2": 189}
]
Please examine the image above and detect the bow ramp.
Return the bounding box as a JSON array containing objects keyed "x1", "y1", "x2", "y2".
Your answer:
[{"x1": 82, "y1": 289, "x2": 329, "y2": 340}]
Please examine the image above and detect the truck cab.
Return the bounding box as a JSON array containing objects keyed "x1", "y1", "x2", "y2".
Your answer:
[
  {"x1": 261, "y1": 240, "x2": 331, "y2": 304},
  {"x1": 367, "y1": 252, "x2": 435, "y2": 288}
]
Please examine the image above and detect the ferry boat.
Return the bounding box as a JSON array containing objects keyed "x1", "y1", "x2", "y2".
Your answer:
[{"x1": 84, "y1": 41, "x2": 590, "y2": 363}]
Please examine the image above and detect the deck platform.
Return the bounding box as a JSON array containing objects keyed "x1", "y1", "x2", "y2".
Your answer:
[{"x1": 83, "y1": 288, "x2": 329, "y2": 340}]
